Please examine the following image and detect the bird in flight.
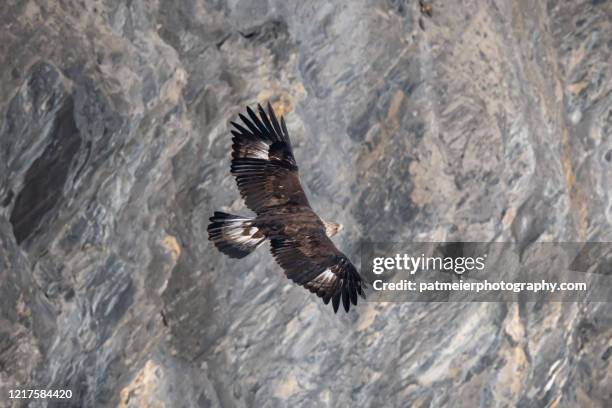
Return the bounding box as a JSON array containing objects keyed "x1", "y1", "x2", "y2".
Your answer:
[{"x1": 208, "y1": 103, "x2": 367, "y2": 313}]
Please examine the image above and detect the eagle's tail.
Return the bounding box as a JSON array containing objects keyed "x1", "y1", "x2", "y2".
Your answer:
[{"x1": 207, "y1": 212, "x2": 265, "y2": 259}]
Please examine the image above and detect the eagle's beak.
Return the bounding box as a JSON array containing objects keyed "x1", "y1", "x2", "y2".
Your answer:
[{"x1": 324, "y1": 221, "x2": 342, "y2": 237}]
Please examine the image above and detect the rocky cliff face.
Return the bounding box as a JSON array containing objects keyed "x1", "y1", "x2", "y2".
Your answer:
[{"x1": 1, "y1": 0, "x2": 611, "y2": 407}]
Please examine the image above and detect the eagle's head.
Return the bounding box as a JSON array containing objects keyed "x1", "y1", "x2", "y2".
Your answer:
[{"x1": 324, "y1": 221, "x2": 343, "y2": 237}]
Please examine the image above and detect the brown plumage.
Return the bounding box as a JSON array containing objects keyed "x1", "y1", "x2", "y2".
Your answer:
[{"x1": 208, "y1": 103, "x2": 367, "y2": 313}]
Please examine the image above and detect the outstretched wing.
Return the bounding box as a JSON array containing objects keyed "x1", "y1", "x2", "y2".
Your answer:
[
  {"x1": 270, "y1": 233, "x2": 367, "y2": 313},
  {"x1": 230, "y1": 103, "x2": 311, "y2": 214}
]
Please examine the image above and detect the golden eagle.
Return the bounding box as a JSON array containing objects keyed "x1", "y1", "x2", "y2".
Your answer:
[{"x1": 208, "y1": 103, "x2": 367, "y2": 313}]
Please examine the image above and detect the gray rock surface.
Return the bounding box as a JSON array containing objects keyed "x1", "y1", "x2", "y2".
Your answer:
[{"x1": 1, "y1": 0, "x2": 611, "y2": 406}]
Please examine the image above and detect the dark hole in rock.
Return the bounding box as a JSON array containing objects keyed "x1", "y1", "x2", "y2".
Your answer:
[{"x1": 9, "y1": 97, "x2": 81, "y2": 244}]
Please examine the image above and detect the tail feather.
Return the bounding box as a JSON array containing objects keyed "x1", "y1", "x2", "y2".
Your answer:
[{"x1": 207, "y1": 212, "x2": 265, "y2": 258}]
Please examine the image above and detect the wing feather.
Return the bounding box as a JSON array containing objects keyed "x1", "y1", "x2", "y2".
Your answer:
[
  {"x1": 230, "y1": 121, "x2": 254, "y2": 138},
  {"x1": 266, "y1": 102, "x2": 284, "y2": 141},
  {"x1": 246, "y1": 106, "x2": 271, "y2": 138},
  {"x1": 280, "y1": 116, "x2": 289, "y2": 143},
  {"x1": 256, "y1": 104, "x2": 278, "y2": 142}
]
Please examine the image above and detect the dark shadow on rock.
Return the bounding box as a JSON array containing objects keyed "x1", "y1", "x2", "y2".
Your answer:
[{"x1": 9, "y1": 97, "x2": 81, "y2": 244}]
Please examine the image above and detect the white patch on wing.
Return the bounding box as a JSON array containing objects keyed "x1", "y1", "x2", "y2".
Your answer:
[
  {"x1": 226, "y1": 223, "x2": 261, "y2": 245},
  {"x1": 316, "y1": 268, "x2": 336, "y2": 282},
  {"x1": 243, "y1": 140, "x2": 269, "y2": 159}
]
